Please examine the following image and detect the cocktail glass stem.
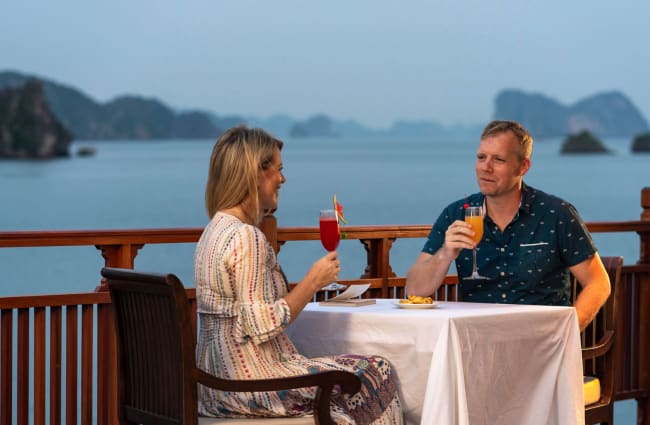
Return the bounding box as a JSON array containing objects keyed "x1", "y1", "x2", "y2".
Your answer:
[{"x1": 467, "y1": 248, "x2": 488, "y2": 279}]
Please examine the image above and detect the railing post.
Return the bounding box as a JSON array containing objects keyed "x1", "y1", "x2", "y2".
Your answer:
[
  {"x1": 640, "y1": 188, "x2": 650, "y2": 263},
  {"x1": 639, "y1": 188, "x2": 650, "y2": 425},
  {"x1": 95, "y1": 303, "x2": 118, "y2": 425},
  {"x1": 260, "y1": 215, "x2": 279, "y2": 254},
  {"x1": 94, "y1": 243, "x2": 142, "y2": 425},
  {"x1": 95, "y1": 244, "x2": 144, "y2": 290},
  {"x1": 360, "y1": 238, "x2": 396, "y2": 298}
]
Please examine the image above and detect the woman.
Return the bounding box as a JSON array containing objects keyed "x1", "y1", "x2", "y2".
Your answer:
[{"x1": 195, "y1": 125, "x2": 403, "y2": 424}]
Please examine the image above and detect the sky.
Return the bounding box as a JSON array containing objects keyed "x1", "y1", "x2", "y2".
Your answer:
[{"x1": 2, "y1": 1, "x2": 650, "y2": 129}]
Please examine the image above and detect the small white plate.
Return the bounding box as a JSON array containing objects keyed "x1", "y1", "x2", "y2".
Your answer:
[{"x1": 395, "y1": 301, "x2": 438, "y2": 309}]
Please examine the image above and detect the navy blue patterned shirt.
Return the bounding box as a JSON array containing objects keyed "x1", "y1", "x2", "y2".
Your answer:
[{"x1": 422, "y1": 183, "x2": 597, "y2": 306}]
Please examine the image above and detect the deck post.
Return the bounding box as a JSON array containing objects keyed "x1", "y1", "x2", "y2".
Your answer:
[
  {"x1": 95, "y1": 303, "x2": 118, "y2": 425},
  {"x1": 94, "y1": 243, "x2": 143, "y2": 425},
  {"x1": 260, "y1": 215, "x2": 279, "y2": 253},
  {"x1": 94, "y1": 244, "x2": 144, "y2": 290},
  {"x1": 360, "y1": 238, "x2": 396, "y2": 298},
  {"x1": 639, "y1": 187, "x2": 650, "y2": 425}
]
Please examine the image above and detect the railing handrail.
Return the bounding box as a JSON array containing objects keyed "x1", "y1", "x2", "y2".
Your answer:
[
  {"x1": 0, "y1": 292, "x2": 110, "y2": 309},
  {"x1": 1, "y1": 220, "x2": 649, "y2": 248},
  {"x1": 0, "y1": 228, "x2": 203, "y2": 247}
]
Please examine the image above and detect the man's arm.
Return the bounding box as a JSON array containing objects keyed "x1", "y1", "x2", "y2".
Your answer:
[
  {"x1": 406, "y1": 251, "x2": 454, "y2": 296},
  {"x1": 569, "y1": 252, "x2": 611, "y2": 332},
  {"x1": 406, "y1": 219, "x2": 476, "y2": 296}
]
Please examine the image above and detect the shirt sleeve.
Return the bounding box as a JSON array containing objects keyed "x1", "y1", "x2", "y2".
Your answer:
[
  {"x1": 556, "y1": 201, "x2": 597, "y2": 267},
  {"x1": 422, "y1": 204, "x2": 459, "y2": 255},
  {"x1": 230, "y1": 225, "x2": 292, "y2": 345}
]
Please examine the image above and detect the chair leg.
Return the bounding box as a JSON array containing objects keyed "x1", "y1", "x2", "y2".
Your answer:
[{"x1": 584, "y1": 406, "x2": 613, "y2": 425}]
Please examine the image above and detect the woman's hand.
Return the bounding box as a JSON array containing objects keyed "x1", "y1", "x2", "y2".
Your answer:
[
  {"x1": 284, "y1": 250, "x2": 341, "y2": 322},
  {"x1": 304, "y1": 250, "x2": 341, "y2": 292}
]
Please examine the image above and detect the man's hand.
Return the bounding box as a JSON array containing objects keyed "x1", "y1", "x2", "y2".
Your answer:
[{"x1": 442, "y1": 220, "x2": 480, "y2": 256}]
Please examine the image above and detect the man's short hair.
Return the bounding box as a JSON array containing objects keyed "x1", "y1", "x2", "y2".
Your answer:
[{"x1": 481, "y1": 120, "x2": 533, "y2": 160}]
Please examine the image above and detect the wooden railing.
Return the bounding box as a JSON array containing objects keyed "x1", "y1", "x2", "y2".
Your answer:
[
  {"x1": 1, "y1": 187, "x2": 650, "y2": 425},
  {"x1": 0, "y1": 293, "x2": 110, "y2": 425}
]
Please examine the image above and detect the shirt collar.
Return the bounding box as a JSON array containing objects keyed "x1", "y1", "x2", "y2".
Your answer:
[
  {"x1": 478, "y1": 182, "x2": 532, "y2": 216},
  {"x1": 519, "y1": 182, "x2": 533, "y2": 215}
]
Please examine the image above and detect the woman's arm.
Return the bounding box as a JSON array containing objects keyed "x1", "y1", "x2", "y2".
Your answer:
[{"x1": 284, "y1": 250, "x2": 340, "y2": 323}]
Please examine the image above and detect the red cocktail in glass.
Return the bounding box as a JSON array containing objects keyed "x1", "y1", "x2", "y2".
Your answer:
[{"x1": 319, "y1": 209, "x2": 340, "y2": 251}]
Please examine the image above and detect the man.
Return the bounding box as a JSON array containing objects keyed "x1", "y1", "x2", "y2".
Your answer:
[{"x1": 406, "y1": 120, "x2": 610, "y2": 331}]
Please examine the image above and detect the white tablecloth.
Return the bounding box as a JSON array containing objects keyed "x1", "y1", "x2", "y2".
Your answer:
[{"x1": 285, "y1": 299, "x2": 584, "y2": 425}]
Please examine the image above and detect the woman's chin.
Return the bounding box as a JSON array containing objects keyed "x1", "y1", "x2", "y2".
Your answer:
[{"x1": 261, "y1": 201, "x2": 278, "y2": 214}]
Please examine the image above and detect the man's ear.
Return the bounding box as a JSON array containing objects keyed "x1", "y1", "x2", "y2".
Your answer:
[{"x1": 518, "y1": 158, "x2": 531, "y2": 176}]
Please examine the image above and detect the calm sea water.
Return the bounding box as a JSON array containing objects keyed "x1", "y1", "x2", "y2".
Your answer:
[
  {"x1": 2, "y1": 135, "x2": 647, "y2": 422},
  {"x1": 1, "y1": 136, "x2": 647, "y2": 423}
]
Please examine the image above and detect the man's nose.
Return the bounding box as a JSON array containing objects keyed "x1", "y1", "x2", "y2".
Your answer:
[{"x1": 477, "y1": 159, "x2": 492, "y2": 172}]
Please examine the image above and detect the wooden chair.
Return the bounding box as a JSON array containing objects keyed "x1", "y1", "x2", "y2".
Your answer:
[
  {"x1": 102, "y1": 267, "x2": 361, "y2": 425},
  {"x1": 576, "y1": 256, "x2": 623, "y2": 425}
]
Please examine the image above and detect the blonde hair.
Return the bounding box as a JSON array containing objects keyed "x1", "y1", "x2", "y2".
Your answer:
[
  {"x1": 205, "y1": 125, "x2": 283, "y2": 222},
  {"x1": 481, "y1": 120, "x2": 533, "y2": 160}
]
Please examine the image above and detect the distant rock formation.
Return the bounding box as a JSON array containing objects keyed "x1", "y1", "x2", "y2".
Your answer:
[
  {"x1": 247, "y1": 114, "x2": 297, "y2": 138},
  {"x1": 631, "y1": 132, "x2": 650, "y2": 152},
  {"x1": 386, "y1": 120, "x2": 446, "y2": 137},
  {"x1": 76, "y1": 145, "x2": 96, "y2": 157},
  {"x1": 5, "y1": 70, "x2": 649, "y2": 143},
  {"x1": 0, "y1": 80, "x2": 72, "y2": 158},
  {"x1": 290, "y1": 114, "x2": 339, "y2": 137},
  {"x1": 0, "y1": 71, "x2": 222, "y2": 140},
  {"x1": 560, "y1": 130, "x2": 610, "y2": 154},
  {"x1": 494, "y1": 89, "x2": 649, "y2": 139}
]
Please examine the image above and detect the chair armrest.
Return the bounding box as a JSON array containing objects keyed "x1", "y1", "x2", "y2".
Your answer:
[
  {"x1": 582, "y1": 330, "x2": 614, "y2": 361},
  {"x1": 194, "y1": 367, "x2": 361, "y2": 425}
]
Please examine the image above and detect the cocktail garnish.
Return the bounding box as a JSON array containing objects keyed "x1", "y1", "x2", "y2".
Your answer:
[
  {"x1": 333, "y1": 192, "x2": 348, "y2": 239},
  {"x1": 333, "y1": 193, "x2": 348, "y2": 224}
]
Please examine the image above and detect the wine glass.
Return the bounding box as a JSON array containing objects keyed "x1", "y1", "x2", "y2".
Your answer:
[
  {"x1": 464, "y1": 206, "x2": 488, "y2": 280},
  {"x1": 319, "y1": 209, "x2": 346, "y2": 291}
]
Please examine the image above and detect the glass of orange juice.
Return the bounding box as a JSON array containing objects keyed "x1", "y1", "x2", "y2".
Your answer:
[{"x1": 465, "y1": 206, "x2": 488, "y2": 279}]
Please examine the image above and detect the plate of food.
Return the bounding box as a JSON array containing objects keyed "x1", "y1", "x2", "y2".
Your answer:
[{"x1": 395, "y1": 295, "x2": 437, "y2": 309}]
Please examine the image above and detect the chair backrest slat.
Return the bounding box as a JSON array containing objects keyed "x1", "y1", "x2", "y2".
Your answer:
[{"x1": 105, "y1": 268, "x2": 196, "y2": 424}]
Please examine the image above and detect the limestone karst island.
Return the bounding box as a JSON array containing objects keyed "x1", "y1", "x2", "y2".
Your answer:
[{"x1": 1, "y1": 70, "x2": 650, "y2": 158}]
